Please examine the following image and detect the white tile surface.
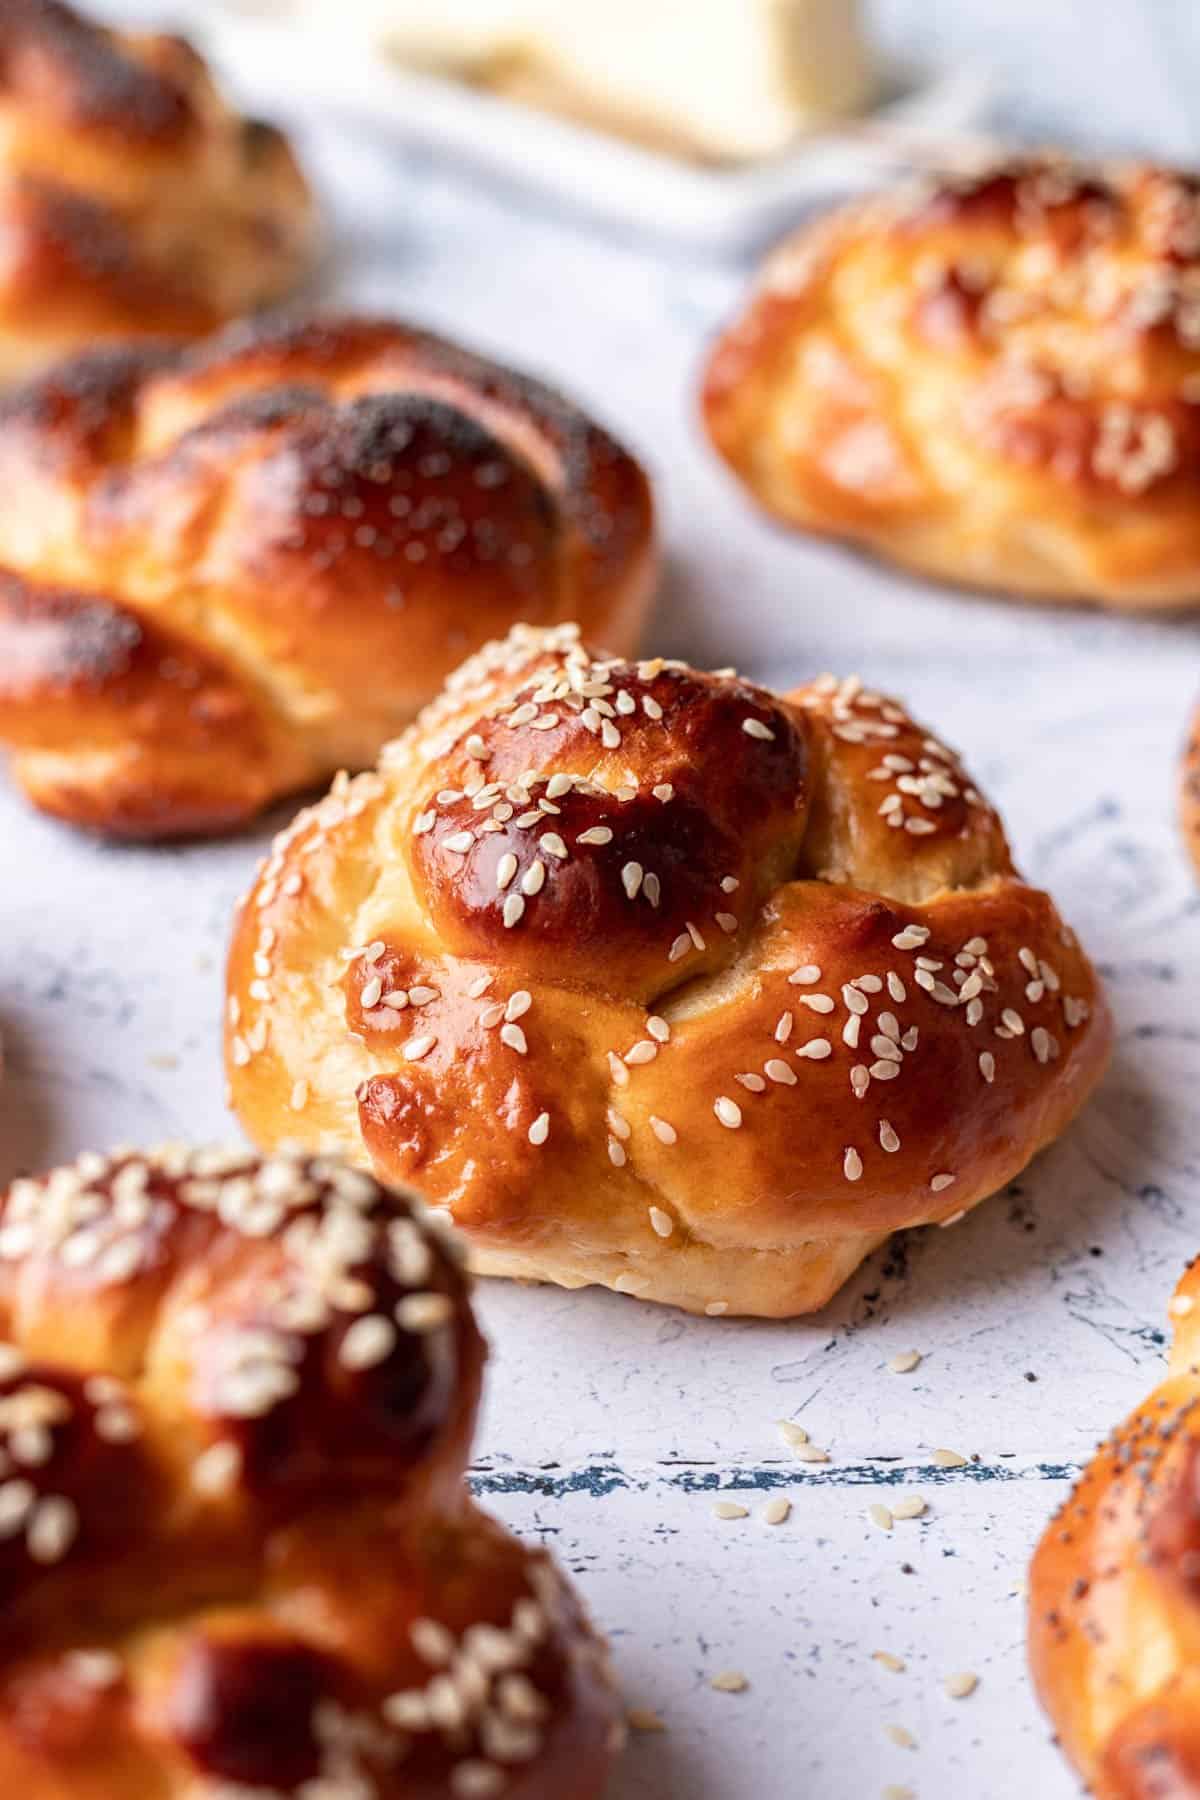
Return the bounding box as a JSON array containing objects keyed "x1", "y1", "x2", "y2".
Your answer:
[{"x1": 5, "y1": 17, "x2": 1200, "y2": 1797}]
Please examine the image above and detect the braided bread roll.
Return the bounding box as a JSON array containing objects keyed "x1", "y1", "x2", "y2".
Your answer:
[
  {"x1": 704, "y1": 154, "x2": 1200, "y2": 608},
  {"x1": 0, "y1": 313, "x2": 657, "y2": 837},
  {"x1": 1029, "y1": 1260, "x2": 1200, "y2": 1797},
  {"x1": 0, "y1": 1145, "x2": 620, "y2": 1799},
  {"x1": 0, "y1": 0, "x2": 318, "y2": 381},
  {"x1": 225, "y1": 622, "x2": 1111, "y2": 1318}
]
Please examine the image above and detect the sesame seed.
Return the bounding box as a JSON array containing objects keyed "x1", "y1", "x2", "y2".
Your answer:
[
  {"x1": 625, "y1": 1041, "x2": 657, "y2": 1065},
  {"x1": 402, "y1": 1034, "x2": 437, "y2": 1062},
  {"x1": 892, "y1": 1496, "x2": 927, "y2": 1520},
  {"x1": 1169, "y1": 1294, "x2": 1195, "y2": 1318},
  {"x1": 528, "y1": 1112, "x2": 550, "y2": 1146},
  {"x1": 869, "y1": 1503, "x2": 894, "y2": 1532},
  {"x1": 1001, "y1": 1007, "x2": 1025, "y2": 1035},
  {"x1": 721, "y1": 876, "x2": 739, "y2": 893},
  {"x1": 521, "y1": 860, "x2": 546, "y2": 896},
  {"x1": 798, "y1": 994, "x2": 834, "y2": 1013},
  {"x1": 648, "y1": 1206, "x2": 674, "y2": 1238},
  {"x1": 777, "y1": 1420, "x2": 808, "y2": 1447},
  {"x1": 775, "y1": 1012, "x2": 793, "y2": 1043},
  {"x1": 578, "y1": 826, "x2": 613, "y2": 846},
  {"x1": 652, "y1": 783, "x2": 674, "y2": 802},
  {"x1": 627, "y1": 1707, "x2": 666, "y2": 1733},
  {"x1": 705, "y1": 1300, "x2": 729, "y2": 1316},
  {"x1": 716, "y1": 912, "x2": 738, "y2": 934},
  {"x1": 930, "y1": 1173, "x2": 956, "y2": 1193},
  {"x1": 290, "y1": 1081, "x2": 309, "y2": 1111},
  {"x1": 467, "y1": 974, "x2": 493, "y2": 998},
  {"x1": 736, "y1": 1072, "x2": 767, "y2": 1092},
  {"x1": 340, "y1": 1314, "x2": 398, "y2": 1370},
  {"x1": 789, "y1": 965, "x2": 822, "y2": 985},
  {"x1": 649, "y1": 1117, "x2": 677, "y2": 1145},
  {"x1": 395, "y1": 1293, "x2": 454, "y2": 1333},
  {"x1": 506, "y1": 990, "x2": 532, "y2": 1021},
  {"x1": 764, "y1": 1059, "x2": 797, "y2": 1086},
  {"x1": 796, "y1": 1039, "x2": 832, "y2": 1060},
  {"x1": 622, "y1": 862, "x2": 644, "y2": 899},
  {"x1": 844, "y1": 1148, "x2": 864, "y2": 1182},
  {"x1": 668, "y1": 933, "x2": 692, "y2": 963},
  {"x1": 979, "y1": 1051, "x2": 996, "y2": 1083},
  {"x1": 613, "y1": 1271, "x2": 650, "y2": 1295},
  {"x1": 192, "y1": 1442, "x2": 242, "y2": 1495},
  {"x1": 939, "y1": 1209, "x2": 967, "y2": 1228},
  {"x1": 607, "y1": 1137, "x2": 627, "y2": 1168},
  {"x1": 763, "y1": 1497, "x2": 791, "y2": 1525},
  {"x1": 541, "y1": 833, "x2": 567, "y2": 860},
  {"x1": 27, "y1": 1496, "x2": 78, "y2": 1564},
  {"x1": 714, "y1": 1097, "x2": 743, "y2": 1129},
  {"x1": 743, "y1": 718, "x2": 775, "y2": 741},
  {"x1": 710, "y1": 1671, "x2": 748, "y2": 1693},
  {"x1": 885, "y1": 1725, "x2": 916, "y2": 1750},
  {"x1": 646, "y1": 1015, "x2": 670, "y2": 1042},
  {"x1": 502, "y1": 894, "x2": 525, "y2": 929},
  {"x1": 499, "y1": 1024, "x2": 527, "y2": 1055},
  {"x1": 944, "y1": 1672, "x2": 978, "y2": 1699},
  {"x1": 879, "y1": 1120, "x2": 900, "y2": 1153},
  {"x1": 444, "y1": 831, "x2": 474, "y2": 854},
  {"x1": 361, "y1": 978, "x2": 383, "y2": 1009},
  {"x1": 873, "y1": 1651, "x2": 906, "y2": 1673},
  {"x1": 888, "y1": 1350, "x2": 922, "y2": 1374},
  {"x1": 932, "y1": 1448, "x2": 967, "y2": 1468},
  {"x1": 713, "y1": 1500, "x2": 749, "y2": 1520},
  {"x1": 480, "y1": 1003, "x2": 505, "y2": 1029},
  {"x1": 496, "y1": 853, "x2": 518, "y2": 890}
]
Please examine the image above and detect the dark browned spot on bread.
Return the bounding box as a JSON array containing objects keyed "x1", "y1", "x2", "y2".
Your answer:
[
  {"x1": 169, "y1": 1633, "x2": 328, "y2": 1785},
  {"x1": 0, "y1": 0, "x2": 194, "y2": 142}
]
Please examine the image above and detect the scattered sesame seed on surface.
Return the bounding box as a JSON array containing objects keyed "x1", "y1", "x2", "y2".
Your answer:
[
  {"x1": 710, "y1": 1671, "x2": 748, "y2": 1693},
  {"x1": 713, "y1": 1500, "x2": 749, "y2": 1520},
  {"x1": 777, "y1": 1420, "x2": 809, "y2": 1447},
  {"x1": 888, "y1": 1351, "x2": 922, "y2": 1374},
  {"x1": 892, "y1": 1496, "x2": 927, "y2": 1521},
  {"x1": 944, "y1": 1672, "x2": 979, "y2": 1700},
  {"x1": 873, "y1": 1651, "x2": 906, "y2": 1673},
  {"x1": 869, "y1": 1502, "x2": 894, "y2": 1532},
  {"x1": 627, "y1": 1707, "x2": 667, "y2": 1733},
  {"x1": 932, "y1": 1449, "x2": 968, "y2": 1469},
  {"x1": 762, "y1": 1497, "x2": 791, "y2": 1525}
]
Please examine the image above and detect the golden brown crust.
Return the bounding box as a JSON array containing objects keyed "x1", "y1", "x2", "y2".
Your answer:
[
  {"x1": 703, "y1": 154, "x2": 1200, "y2": 609},
  {"x1": 0, "y1": 1144, "x2": 620, "y2": 1798},
  {"x1": 0, "y1": 313, "x2": 658, "y2": 838},
  {"x1": 1029, "y1": 1260, "x2": 1200, "y2": 1800},
  {"x1": 0, "y1": 0, "x2": 318, "y2": 379},
  {"x1": 1182, "y1": 701, "x2": 1200, "y2": 879},
  {"x1": 224, "y1": 622, "x2": 1112, "y2": 1318}
]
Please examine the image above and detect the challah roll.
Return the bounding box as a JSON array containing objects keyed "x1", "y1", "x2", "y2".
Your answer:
[
  {"x1": 0, "y1": 1142, "x2": 620, "y2": 1798},
  {"x1": 0, "y1": 0, "x2": 318, "y2": 381},
  {"x1": 704, "y1": 154, "x2": 1200, "y2": 608},
  {"x1": 225, "y1": 621, "x2": 1111, "y2": 1317},
  {"x1": 0, "y1": 312, "x2": 657, "y2": 836},
  {"x1": 1030, "y1": 1257, "x2": 1200, "y2": 1798}
]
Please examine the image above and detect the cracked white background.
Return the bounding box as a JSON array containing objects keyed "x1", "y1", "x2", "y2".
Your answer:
[{"x1": 4, "y1": 5, "x2": 1200, "y2": 1795}]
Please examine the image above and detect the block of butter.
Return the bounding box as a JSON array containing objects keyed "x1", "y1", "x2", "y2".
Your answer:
[{"x1": 346, "y1": 0, "x2": 872, "y2": 163}]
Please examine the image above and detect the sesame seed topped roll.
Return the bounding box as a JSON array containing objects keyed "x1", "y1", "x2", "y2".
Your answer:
[
  {"x1": 0, "y1": 311, "x2": 657, "y2": 838},
  {"x1": 704, "y1": 154, "x2": 1200, "y2": 608},
  {"x1": 1029, "y1": 1259, "x2": 1200, "y2": 1798},
  {"x1": 225, "y1": 622, "x2": 1111, "y2": 1319},
  {"x1": 0, "y1": 0, "x2": 319, "y2": 382},
  {"x1": 0, "y1": 1144, "x2": 620, "y2": 1799}
]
